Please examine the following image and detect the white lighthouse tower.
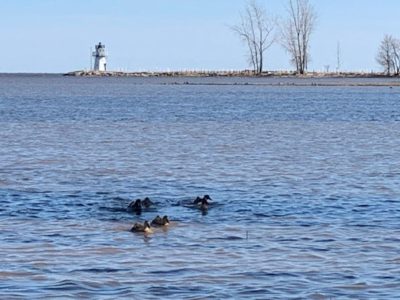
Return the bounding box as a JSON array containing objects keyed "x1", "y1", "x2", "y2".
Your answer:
[{"x1": 92, "y1": 42, "x2": 107, "y2": 71}]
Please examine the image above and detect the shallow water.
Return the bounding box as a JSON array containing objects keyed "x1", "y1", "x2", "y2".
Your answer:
[{"x1": 0, "y1": 75, "x2": 400, "y2": 299}]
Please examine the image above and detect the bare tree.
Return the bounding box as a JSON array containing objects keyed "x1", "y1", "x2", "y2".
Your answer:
[
  {"x1": 281, "y1": 0, "x2": 317, "y2": 75},
  {"x1": 233, "y1": 0, "x2": 275, "y2": 75},
  {"x1": 376, "y1": 35, "x2": 397, "y2": 76},
  {"x1": 390, "y1": 38, "x2": 400, "y2": 76}
]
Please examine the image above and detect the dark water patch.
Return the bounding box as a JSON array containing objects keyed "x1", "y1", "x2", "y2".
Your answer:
[
  {"x1": 234, "y1": 208, "x2": 252, "y2": 213},
  {"x1": 253, "y1": 212, "x2": 293, "y2": 218},
  {"x1": 72, "y1": 268, "x2": 127, "y2": 274},
  {"x1": 276, "y1": 238, "x2": 298, "y2": 242},
  {"x1": 66, "y1": 194, "x2": 81, "y2": 198},
  {"x1": 351, "y1": 223, "x2": 382, "y2": 228},
  {"x1": 314, "y1": 239, "x2": 336, "y2": 243},
  {"x1": 298, "y1": 222, "x2": 315, "y2": 227},
  {"x1": 98, "y1": 206, "x2": 127, "y2": 213},
  {"x1": 342, "y1": 275, "x2": 358, "y2": 280},
  {"x1": 149, "y1": 268, "x2": 199, "y2": 275},
  {"x1": 383, "y1": 199, "x2": 399, "y2": 203},
  {"x1": 147, "y1": 285, "x2": 206, "y2": 297},
  {"x1": 347, "y1": 237, "x2": 363, "y2": 242},
  {"x1": 238, "y1": 271, "x2": 300, "y2": 278},
  {"x1": 356, "y1": 204, "x2": 371, "y2": 208},
  {"x1": 310, "y1": 247, "x2": 330, "y2": 252},
  {"x1": 95, "y1": 191, "x2": 111, "y2": 195},
  {"x1": 237, "y1": 288, "x2": 273, "y2": 296},
  {"x1": 383, "y1": 237, "x2": 400, "y2": 242},
  {"x1": 375, "y1": 275, "x2": 396, "y2": 280},
  {"x1": 253, "y1": 213, "x2": 270, "y2": 218},
  {"x1": 207, "y1": 236, "x2": 244, "y2": 241},
  {"x1": 43, "y1": 233, "x2": 72, "y2": 239}
]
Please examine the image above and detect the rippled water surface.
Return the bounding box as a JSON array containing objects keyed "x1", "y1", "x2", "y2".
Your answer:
[{"x1": 1, "y1": 75, "x2": 400, "y2": 299}]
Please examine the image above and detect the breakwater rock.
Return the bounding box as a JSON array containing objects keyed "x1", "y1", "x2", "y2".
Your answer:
[
  {"x1": 63, "y1": 70, "x2": 257, "y2": 77},
  {"x1": 64, "y1": 70, "x2": 400, "y2": 79}
]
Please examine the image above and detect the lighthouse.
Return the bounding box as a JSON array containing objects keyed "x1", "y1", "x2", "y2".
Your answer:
[{"x1": 92, "y1": 42, "x2": 107, "y2": 71}]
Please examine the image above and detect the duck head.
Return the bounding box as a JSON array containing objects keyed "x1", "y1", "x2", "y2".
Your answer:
[
  {"x1": 162, "y1": 215, "x2": 170, "y2": 225},
  {"x1": 133, "y1": 199, "x2": 142, "y2": 207},
  {"x1": 142, "y1": 197, "x2": 153, "y2": 208},
  {"x1": 143, "y1": 221, "x2": 151, "y2": 230}
]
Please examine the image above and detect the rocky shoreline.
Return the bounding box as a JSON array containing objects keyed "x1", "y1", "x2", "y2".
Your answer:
[
  {"x1": 62, "y1": 70, "x2": 400, "y2": 86},
  {"x1": 63, "y1": 70, "x2": 397, "y2": 79},
  {"x1": 64, "y1": 70, "x2": 256, "y2": 77}
]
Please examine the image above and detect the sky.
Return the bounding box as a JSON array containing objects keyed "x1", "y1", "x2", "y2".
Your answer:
[{"x1": 0, "y1": 0, "x2": 399, "y2": 73}]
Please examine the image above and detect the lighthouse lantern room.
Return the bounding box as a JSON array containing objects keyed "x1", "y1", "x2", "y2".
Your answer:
[{"x1": 93, "y1": 42, "x2": 107, "y2": 71}]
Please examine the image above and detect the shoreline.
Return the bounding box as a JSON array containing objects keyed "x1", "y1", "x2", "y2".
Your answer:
[
  {"x1": 61, "y1": 70, "x2": 400, "y2": 87},
  {"x1": 1, "y1": 71, "x2": 399, "y2": 87},
  {"x1": 63, "y1": 69, "x2": 399, "y2": 79}
]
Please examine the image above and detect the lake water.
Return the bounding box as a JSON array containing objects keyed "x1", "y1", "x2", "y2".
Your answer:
[{"x1": 0, "y1": 74, "x2": 399, "y2": 299}]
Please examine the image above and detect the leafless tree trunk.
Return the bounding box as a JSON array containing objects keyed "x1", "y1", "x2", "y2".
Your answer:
[
  {"x1": 232, "y1": 0, "x2": 275, "y2": 75},
  {"x1": 376, "y1": 35, "x2": 396, "y2": 76},
  {"x1": 390, "y1": 38, "x2": 400, "y2": 76},
  {"x1": 281, "y1": 0, "x2": 317, "y2": 75}
]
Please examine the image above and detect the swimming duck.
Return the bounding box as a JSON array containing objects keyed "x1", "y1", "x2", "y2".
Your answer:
[
  {"x1": 130, "y1": 221, "x2": 152, "y2": 233},
  {"x1": 142, "y1": 197, "x2": 154, "y2": 208},
  {"x1": 198, "y1": 197, "x2": 209, "y2": 211},
  {"x1": 128, "y1": 199, "x2": 142, "y2": 214},
  {"x1": 193, "y1": 195, "x2": 212, "y2": 205},
  {"x1": 151, "y1": 215, "x2": 170, "y2": 227}
]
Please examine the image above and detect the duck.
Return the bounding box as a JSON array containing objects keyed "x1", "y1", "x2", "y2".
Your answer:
[
  {"x1": 130, "y1": 221, "x2": 152, "y2": 233},
  {"x1": 193, "y1": 194, "x2": 212, "y2": 204},
  {"x1": 151, "y1": 215, "x2": 170, "y2": 227},
  {"x1": 127, "y1": 199, "x2": 142, "y2": 214},
  {"x1": 142, "y1": 197, "x2": 154, "y2": 208},
  {"x1": 198, "y1": 197, "x2": 209, "y2": 211}
]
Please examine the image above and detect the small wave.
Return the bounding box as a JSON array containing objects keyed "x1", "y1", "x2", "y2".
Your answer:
[
  {"x1": 149, "y1": 268, "x2": 198, "y2": 275},
  {"x1": 147, "y1": 285, "x2": 205, "y2": 297},
  {"x1": 207, "y1": 236, "x2": 244, "y2": 241},
  {"x1": 314, "y1": 239, "x2": 336, "y2": 243},
  {"x1": 95, "y1": 191, "x2": 111, "y2": 195},
  {"x1": 336, "y1": 282, "x2": 370, "y2": 290},
  {"x1": 238, "y1": 271, "x2": 299, "y2": 278},
  {"x1": 71, "y1": 268, "x2": 126, "y2": 273},
  {"x1": 66, "y1": 194, "x2": 81, "y2": 198},
  {"x1": 43, "y1": 280, "x2": 135, "y2": 297},
  {"x1": 98, "y1": 206, "x2": 127, "y2": 213}
]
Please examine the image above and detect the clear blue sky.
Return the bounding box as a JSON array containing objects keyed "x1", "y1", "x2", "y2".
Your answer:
[{"x1": 0, "y1": 0, "x2": 399, "y2": 73}]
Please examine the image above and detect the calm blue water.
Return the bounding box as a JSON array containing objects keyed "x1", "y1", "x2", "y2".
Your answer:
[{"x1": 0, "y1": 75, "x2": 400, "y2": 299}]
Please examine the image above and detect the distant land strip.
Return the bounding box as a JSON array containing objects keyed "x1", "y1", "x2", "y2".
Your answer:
[{"x1": 63, "y1": 70, "x2": 400, "y2": 86}]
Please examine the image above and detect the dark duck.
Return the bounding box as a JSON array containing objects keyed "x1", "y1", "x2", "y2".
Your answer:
[
  {"x1": 194, "y1": 195, "x2": 212, "y2": 205},
  {"x1": 142, "y1": 197, "x2": 154, "y2": 208},
  {"x1": 151, "y1": 215, "x2": 170, "y2": 227},
  {"x1": 193, "y1": 195, "x2": 212, "y2": 211},
  {"x1": 130, "y1": 221, "x2": 153, "y2": 233},
  {"x1": 127, "y1": 199, "x2": 142, "y2": 214}
]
